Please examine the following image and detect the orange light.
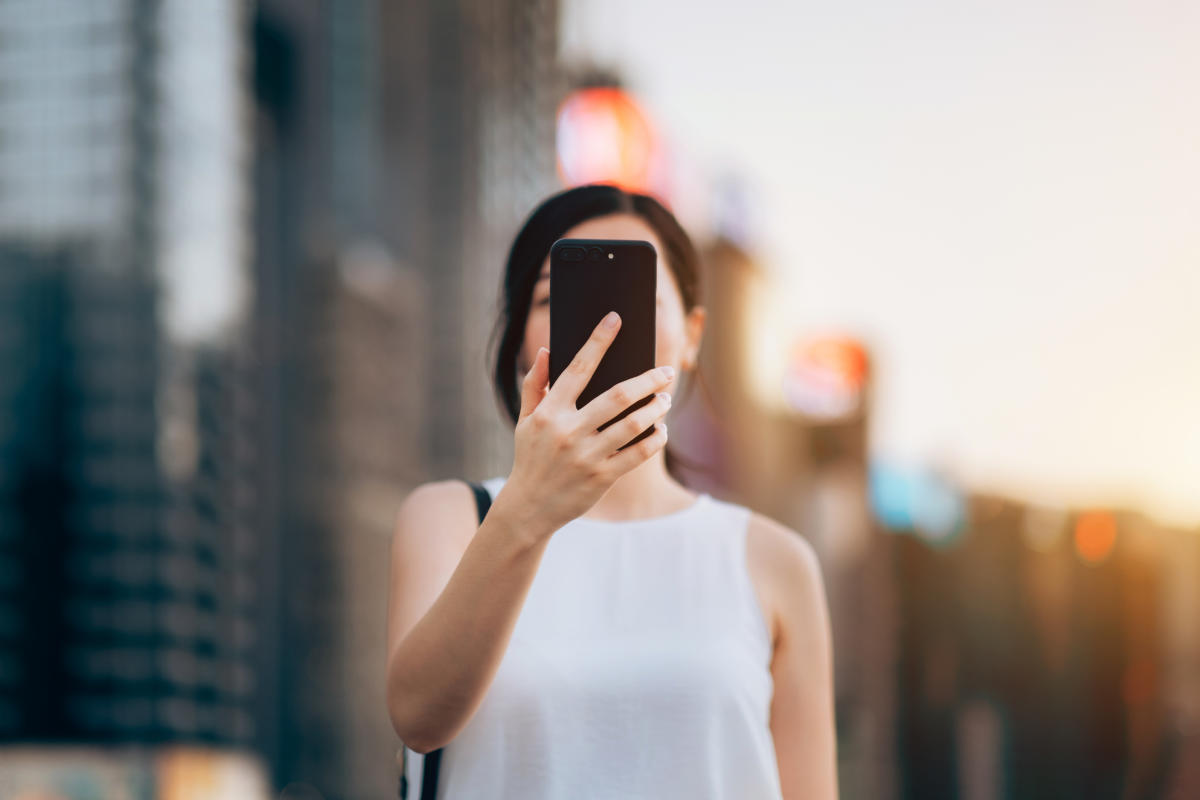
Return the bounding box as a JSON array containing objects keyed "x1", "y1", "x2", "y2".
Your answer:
[
  {"x1": 1074, "y1": 511, "x2": 1117, "y2": 564},
  {"x1": 796, "y1": 337, "x2": 869, "y2": 387},
  {"x1": 556, "y1": 87, "x2": 659, "y2": 194},
  {"x1": 783, "y1": 335, "x2": 870, "y2": 419}
]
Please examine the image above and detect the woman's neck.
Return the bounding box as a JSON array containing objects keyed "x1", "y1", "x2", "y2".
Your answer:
[{"x1": 578, "y1": 453, "x2": 698, "y2": 522}]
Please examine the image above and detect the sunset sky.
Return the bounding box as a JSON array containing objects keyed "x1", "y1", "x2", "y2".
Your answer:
[{"x1": 562, "y1": 0, "x2": 1200, "y2": 525}]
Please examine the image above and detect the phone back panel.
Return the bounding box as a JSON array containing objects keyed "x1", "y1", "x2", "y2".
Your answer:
[{"x1": 549, "y1": 238, "x2": 657, "y2": 447}]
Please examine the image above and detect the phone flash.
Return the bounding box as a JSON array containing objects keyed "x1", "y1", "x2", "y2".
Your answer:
[{"x1": 607, "y1": 252, "x2": 614, "y2": 260}]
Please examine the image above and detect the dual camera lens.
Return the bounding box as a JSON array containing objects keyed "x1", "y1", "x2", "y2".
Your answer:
[{"x1": 561, "y1": 246, "x2": 612, "y2": 262}]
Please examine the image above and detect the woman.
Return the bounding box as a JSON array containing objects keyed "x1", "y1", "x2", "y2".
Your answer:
[{"x1": 386, "y1": 184, "x2": 838, "y2": 799}]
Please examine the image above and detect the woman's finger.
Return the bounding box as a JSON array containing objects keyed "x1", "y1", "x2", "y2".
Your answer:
[
  {"x1": 589, "y1": 391, "x2": 671, "y2": 457},
  {"x1": 577, "y1": 365, "x2": 674, "y2": 433},
  {"x1": 518, "y1": 347, "x2": 550, "y2": 421},
  {"x1": 602, "y1": 421, "x2": 669, "y2": 475},
  {"x1": 547, "y1": 311, "x2": 621, "y2": 407}
]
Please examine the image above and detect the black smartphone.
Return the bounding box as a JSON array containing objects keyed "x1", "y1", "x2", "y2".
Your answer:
[{"x1": 549, "y1": 238, "x2": 657, "y2": 449}]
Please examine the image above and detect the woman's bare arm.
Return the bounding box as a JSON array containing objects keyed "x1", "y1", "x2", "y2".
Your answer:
[
  {"x1": 386, "y1": 479, "x2": 555, "y2": 753},
  {"x1": 750, "y1": 514, "x2": 839, "y2": 800}
]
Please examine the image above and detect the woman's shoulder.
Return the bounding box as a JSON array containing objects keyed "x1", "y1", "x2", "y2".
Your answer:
[
  {"x1": 741, "y1": 507, "x2": 826, "y2": 648},
  {"x1": 703, "y1": 493, "x2": 822, "y2": 577},
  {"x1": 399, "y1": 475, "x2": 507, "y2": 510},
  {"x1": 398, "y1": 478, "x2": 473, "y2": 513},
  {"x1": 393, "y1": 479, "x2": 481, "y2": 552},
  {"x1": 395, "y1": 475, "x2": 509, "y2": 535},
  {"x1": 745, "y1": 511, "x2": 822, "y2": 582}
]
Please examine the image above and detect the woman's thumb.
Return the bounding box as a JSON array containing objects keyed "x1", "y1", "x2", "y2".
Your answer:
[{"x1": 518, "y1": 347, "x2": 550, "y2": 420}]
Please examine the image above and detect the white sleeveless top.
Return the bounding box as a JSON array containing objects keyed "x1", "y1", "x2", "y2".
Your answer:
[{"x1": 404, "y1": 476, "x2": 783, "y2": 799}]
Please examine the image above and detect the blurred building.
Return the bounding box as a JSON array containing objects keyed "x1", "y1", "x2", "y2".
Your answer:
[
  {"x1": 0, "y1": 0, "x2": 267, "y2": 796},
  {"x1": 379, "y1": 0, "x2": 564, "y2": 480},
  {"x1": 882, "y1": 491, "x2": 1200, "y2": 800},
  {"x1": 0, "y1": 0, "x2": 156, "y2": 263},
  {"x1": 680, "y1": 237, "x2": 773, "y2": 503},
  {"x1": 0, "y1": 248, "x2": 160, "y2": 742},
  {"x1": 787, "y1": 347, "x2": 898, "y2": 800},
  {"x1": 1159, "y1": 524, "x2": 1200, "y2": 798},
  {"x1": 252, "y1": 0, "x2": 563, "y2": 796},
  {"x1": 2, "y1": 0, "x2": 563, "y2": 794}
]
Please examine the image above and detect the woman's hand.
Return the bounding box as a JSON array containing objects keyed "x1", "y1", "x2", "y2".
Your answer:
[{"x1": 499, "y1": 311, "x2": 675, "y2": 536}]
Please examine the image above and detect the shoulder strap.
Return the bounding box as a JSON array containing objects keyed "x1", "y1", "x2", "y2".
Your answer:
[
  {"x1": 410, "y1": 480, "x2": 492, "y2": 800},
  {"x1": 469, "y1": 480, "x2": 493, "y2": 524},
  {"x1": 419, "y1": 749, "x2": 442, "y2": 800}
]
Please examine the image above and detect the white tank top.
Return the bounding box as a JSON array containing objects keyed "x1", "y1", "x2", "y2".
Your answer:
[{"x1": 404, "y1": 475, "x2": 783, "y2": 799}]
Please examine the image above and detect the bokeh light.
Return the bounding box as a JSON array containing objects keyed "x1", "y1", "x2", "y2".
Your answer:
[
  {"x1": 1073, "y1": 510, "x2": 1118, "y2": 564},
  {"x1": 556, "y1": 87, "x2": 659, "y2": 194}
]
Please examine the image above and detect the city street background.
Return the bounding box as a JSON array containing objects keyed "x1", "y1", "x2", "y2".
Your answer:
[{"x1": 0, "y1": 0, "x2": 1197, "y2": 798}]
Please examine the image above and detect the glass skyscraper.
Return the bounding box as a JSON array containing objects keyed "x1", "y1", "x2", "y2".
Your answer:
[{"x1": 0, "y1": 1, "x2": 265, "y2": 794}]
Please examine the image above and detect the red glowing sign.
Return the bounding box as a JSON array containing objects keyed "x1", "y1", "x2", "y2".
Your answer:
[
  {"x1": 556, "y1": 87, "x2": 660, "y2": 194},
  {"x1": 783, "y1": 336, "x2": 870, "y2": 420}
]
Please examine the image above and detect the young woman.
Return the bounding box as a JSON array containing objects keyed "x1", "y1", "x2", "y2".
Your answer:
[{"x1": 386, "y1": 184, "x2": 838, "y2": 799}]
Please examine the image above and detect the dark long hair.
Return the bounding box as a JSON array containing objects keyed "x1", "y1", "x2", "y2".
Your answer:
[{"x1": 487, "y1": 183, "x2": 707, "y2": 482}]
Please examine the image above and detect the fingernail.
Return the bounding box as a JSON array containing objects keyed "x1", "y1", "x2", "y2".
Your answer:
[
  {"x1": 603, "y1": 311, "x2": 620, "y2": 328},
  {"x1": 657, "y1": 392, "x2": 671, "y2": 407},
  {"x1": 659, "y1": 365, "x2": 675, "y2": 380}
]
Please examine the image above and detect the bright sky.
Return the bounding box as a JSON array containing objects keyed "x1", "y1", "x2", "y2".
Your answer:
[{"x1": 561, "y1": 0, "x2": 1200, "y2": 526}]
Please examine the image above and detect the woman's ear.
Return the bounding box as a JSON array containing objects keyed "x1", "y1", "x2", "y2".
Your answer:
[{"x1": 683, "y1": 306, "x2": 706, "y2": 370}]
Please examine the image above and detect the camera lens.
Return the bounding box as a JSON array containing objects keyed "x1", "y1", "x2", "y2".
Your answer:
[
  {"x1": 588, "y1": 247, "x2": 604, "y2": 261},
  {"x1": 562, "y1": 247, "x2": 583, "y2": 262}
]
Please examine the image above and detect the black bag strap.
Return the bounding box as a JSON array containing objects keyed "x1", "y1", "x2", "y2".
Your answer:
[
  {"x1": 401, "y1": 480, "x2": 493, "y2": 800},
  {"x1": 468, "y1": 480, "x2": 494, "y2": 526}
]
